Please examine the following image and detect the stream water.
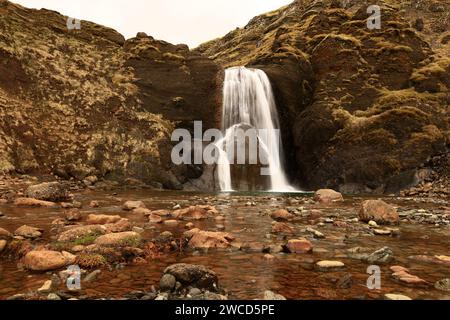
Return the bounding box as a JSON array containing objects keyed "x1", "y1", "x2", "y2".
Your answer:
[{"x1": 0, "y1": 190, "x2": 449, "y2": 300}]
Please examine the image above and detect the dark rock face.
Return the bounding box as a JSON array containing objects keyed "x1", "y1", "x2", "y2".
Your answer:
[
  {"x1": 0, "y1": 1, "x2": 221, "y2": 188},
  {"x1": 197, "y1": 0, "x2": 449, "y2": 193}
]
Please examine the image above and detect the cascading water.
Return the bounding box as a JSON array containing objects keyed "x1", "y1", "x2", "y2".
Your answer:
[{"x1": 216, "y1": 66, "x2": 295, "y2": 192}]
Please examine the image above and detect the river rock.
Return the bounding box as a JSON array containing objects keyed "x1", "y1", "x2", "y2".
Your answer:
[
  {"x1": 316, "y1": 260, "x2": 345, "y2": 271},
  {"x1": 0, "y1": 227, "x2": 12, "y2": 239},
  {"x1": 132, "y1": 207, "x2": 153, "y2": 215},
  {"x1": 25, "y1": 182, "x2": 69, "y2": 202},
  {"x1": 14, "y1": 225, "x2": 43, "y2": 239},
  {"x1": 270, "y1": 209, "x2": 294, "y2": 221},
  {"x1": 14, "y1": 197, "x2": 56, "y2": 207},
  {"x1": 122, "y1": 200, "x2": 146, "y2": 211},
  {"x1": 65, "y1": 209, "x2": 82, "y2": 221},
  {"x1": 163, "y1": 219, "x2": 179, "y2": 226},
  {"x1": 159, "y1": 274, "x2": 176, "y2": 292},
  {"x1": 314, "y1": 189, "x2": 344, "y2": 203},
  {"x1": 37, "y1": 280, "x2": 53, "y2": 293},
  {"x1": 148, "y1": 214, "x2": 163, "y2": 224},
  {"x1": 0, "y1": 239, "x2": 7, "y2": 252},
  {"x1": 367, "y1": 247, "x2": 394, "y2": 264},
  {"x1": 384, "y1": 293, "x2": 412, "y2": 300},
  {"x1": 390, "y1": 266, "x2": 429, "y2": 287},
  {"x1": 434, "y1": 279, "x2": 450, "y2": 292},
  {"x1": 86, "y1": 214, "x2": 122, "y2": 225},
  {"x1": 286, "y1": 238, "x2": 313, "y2": 254},
  {"x1": 23, "y1": 250, "x2": 72, "y2": 271},
  {"x1": 84, "y1": 270, "x2": 101, "y2": 283},
  {"x1": 105, "y1": 218, "x2": 131, "y2": 233},
  {"x1": 57, "y1": 225, "x2": 107, "y2": 242},
  {"x1": 163, "y1": 263, "x2": 219, "y2": 291},
  {"x1": 94, "y1": 231, "x2": 141, "y2": 246},
  {"x1": 172, "y1": 206, "x2": 209, "y2": 220},
  {"x1": 359, "y1": 200, "x2": 399, "y2": 225},
  {"x1": 271, "y1": 222, "x2": 294, "y2": 234},
  {"x1": 263, "y1": 290, "x2": 286, "y2": 300},
  {"x1": 188, "y1": 231, "x2": 234, "y2": 249}
]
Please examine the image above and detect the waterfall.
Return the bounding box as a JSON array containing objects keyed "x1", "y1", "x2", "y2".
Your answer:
[{"x1": 216, "y1": 66, "x2": 294, "y2": 192}]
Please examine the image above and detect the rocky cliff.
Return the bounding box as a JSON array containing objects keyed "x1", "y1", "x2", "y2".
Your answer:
[
  {"x1": 0, "y1": 0, "x2": 220, "y2": 189},
  {"x1": 0, "y1": 0, "x2": 448, "y2": 194},
  {"x1": 197, "y1": 0, "x2": 449, "y2": 194}
]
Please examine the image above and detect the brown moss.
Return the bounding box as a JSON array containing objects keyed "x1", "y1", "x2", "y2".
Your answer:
[{"x1": 75, "y1": 253, "x2": 108, "y2": 269}]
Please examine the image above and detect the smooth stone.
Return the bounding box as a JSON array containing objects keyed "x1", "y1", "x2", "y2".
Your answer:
[
  {"x1": 316, "y1": 260, "x2": 345, "y2": 271},
  {"x1": 384, "y1": 294, "x2": 412, "y2": 300},
  {"x1": 159, "y1": 274, "x2": 176, "y2": 292}
]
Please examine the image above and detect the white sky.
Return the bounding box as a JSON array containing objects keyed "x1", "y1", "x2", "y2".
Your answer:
[{"x1": 12, "y1": 0, "x2": 292, "y2": 48}]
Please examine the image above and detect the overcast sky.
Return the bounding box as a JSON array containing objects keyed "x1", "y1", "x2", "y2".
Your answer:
[{"x1": 13, "y1": 0, "x2": 292, "y2": 48}]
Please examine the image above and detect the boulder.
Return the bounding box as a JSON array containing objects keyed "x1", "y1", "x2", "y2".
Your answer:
[
  {"x1": 164, "y1": 263, "x2": 218, "y2": 291},
  {"x1": 23, "y1": 250, "x2": 72, "y2": 271},
  {"x1": 94, "y1": 231, "x2": 141, "y2": 246},
  {"x1": 286, "y1": 238, "x2": 313, "y2": 254},
  {"x1": 359, "y1": 200, "x2": 399, "y2": 225},
  {"x1": 314, "y1": 189, "x2": 344, "y2": 203},
  {"x1": 25, "y1": 182, "x2": 69, "y2": 202},
  {"x1": 188, "y1": 231, "x2": 234, "y2": 249},
  {"x1": 86, "y1": 214, "x2": 122, "y2": 225}
]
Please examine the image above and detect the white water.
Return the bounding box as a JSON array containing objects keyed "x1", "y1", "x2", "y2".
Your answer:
[{"x1": 216, "y1": 66, "x2": 295, "y2": 192}]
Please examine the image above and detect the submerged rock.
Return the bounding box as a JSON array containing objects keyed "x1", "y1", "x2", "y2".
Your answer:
[
  {"x1": 390, "y1": 266, "x2": 430, "y2": 287},
  {"x1": 271, "y1": 222, "x2": 294, "y2": 234},
  {"x1": 86, "y1": 214, "x2": 122, "y2": 225},
  {"x1": 188, "y1": 231, "x2": 234, "y2": 249},
  {"x1": 14, "y1": 197, "x2": 56, "y2": 207}
]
